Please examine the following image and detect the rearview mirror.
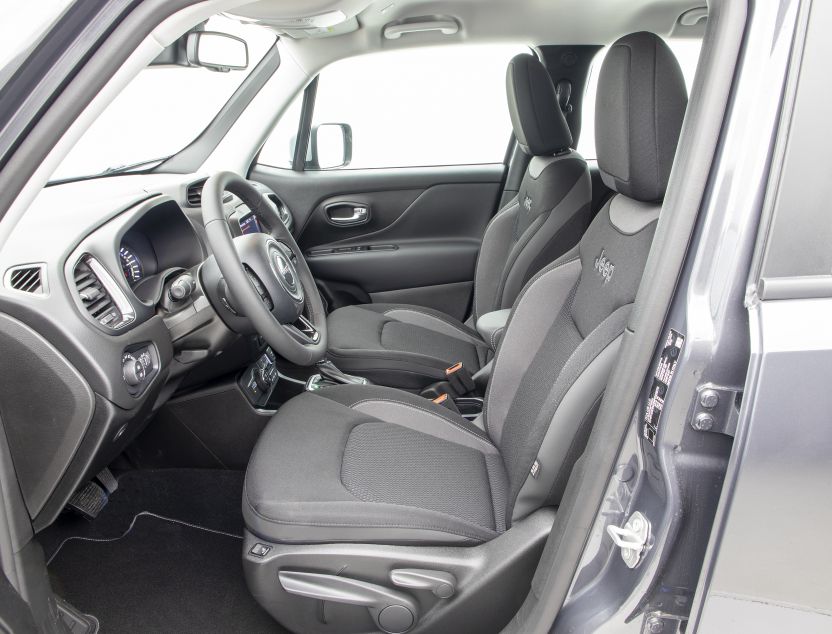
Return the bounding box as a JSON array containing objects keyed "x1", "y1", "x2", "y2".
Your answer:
[
  {"x1": 186, "y1": 31, "x2": 248, "y2": 72},
  {"x1": 307, "y1": 123, "x2": 353, "y2": 170}
]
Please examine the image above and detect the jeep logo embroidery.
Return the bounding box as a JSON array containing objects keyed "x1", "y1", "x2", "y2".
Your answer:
[
  {"x1": 523, "y1": 195, "x2": 532, "y2": 211},
  {"x1": 594, "y1": 249, "x2": 615, "y2": 284}
]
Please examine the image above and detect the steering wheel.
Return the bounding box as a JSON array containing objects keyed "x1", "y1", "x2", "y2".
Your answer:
[{"x1": 201, "y1": 171, "x2": 327, "y2": 365}]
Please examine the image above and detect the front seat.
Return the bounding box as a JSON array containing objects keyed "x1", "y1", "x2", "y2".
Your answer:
[
  {"x1": 243, "y1": 32, "x2": 687, "y2": 634},
  {"x1": 325, "y1": 52, "x2": 593, "y2": 390}
]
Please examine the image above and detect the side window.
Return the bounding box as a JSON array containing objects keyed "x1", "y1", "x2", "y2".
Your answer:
[
  {"x1": 258, "y1": 91, "x2": 304, "y2": 169},
  {"x1": 259, "y1": 44, "x2": 528, "y2": 171},
  {"x1": 577, "y1": 38, "x2": 702, "y2": 160}
]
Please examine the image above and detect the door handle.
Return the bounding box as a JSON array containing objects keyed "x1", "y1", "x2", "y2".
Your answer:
[{"x1": 325, "y1": 203, "x2": 370, "y2": 227}]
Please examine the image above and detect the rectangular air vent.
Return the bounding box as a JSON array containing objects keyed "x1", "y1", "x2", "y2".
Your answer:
[
  {"x1": 186, "y1": 179, "x2": 233, "y2": 207},
  {"x1": 6, "y1": 265, "x2": 46, "y2": 295},
  {"x1": 73, "y1": 257, "x2": 134, "y2": 330},
  {"x1": 186, "y1": 180, "x2": 205, "y2": 206}
]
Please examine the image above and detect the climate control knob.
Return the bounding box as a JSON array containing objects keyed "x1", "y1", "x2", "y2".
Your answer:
[{"x1": 122, "y1": 354, "x2": 146, "y2": 387}]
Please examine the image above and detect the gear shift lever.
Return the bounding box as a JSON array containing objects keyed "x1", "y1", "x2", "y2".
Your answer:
[{"x1": 316, "y1": 359, "x2": 370, "y2": 385}]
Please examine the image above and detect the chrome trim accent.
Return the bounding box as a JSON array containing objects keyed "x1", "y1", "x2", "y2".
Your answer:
[{"x1": 85, "y1": 256, "x2": 136, "y2": 328}]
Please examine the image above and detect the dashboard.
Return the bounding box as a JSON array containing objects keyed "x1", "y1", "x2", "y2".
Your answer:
[{"x1": 0, "y1": 172, "x2": 293, "y2": 531}]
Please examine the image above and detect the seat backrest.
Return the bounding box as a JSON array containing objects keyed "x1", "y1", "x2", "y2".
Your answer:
[
  {"x1": 483, "y1": 32, "x2": 688, "y2": 526},
  {"x1": 471, "y1": 54, "x2": 592, "y2": 322}
]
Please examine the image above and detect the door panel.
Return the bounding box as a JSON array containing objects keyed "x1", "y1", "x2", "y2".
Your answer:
[{"x1": 250, "y1": 163, "x2": 503, "y2": 317}]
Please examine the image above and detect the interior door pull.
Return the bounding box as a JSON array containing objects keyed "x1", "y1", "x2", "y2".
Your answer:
[{"x1": 326, "y1": 203, "x2": 370, "y2": 227}]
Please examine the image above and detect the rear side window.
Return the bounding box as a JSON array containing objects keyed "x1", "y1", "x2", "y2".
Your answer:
[
  {"x1": 259, "y1": 44, "x2": 528, "y2": 170},
  {"x1": 577, "y1": 38, "x2": 702, "y2": 160}
]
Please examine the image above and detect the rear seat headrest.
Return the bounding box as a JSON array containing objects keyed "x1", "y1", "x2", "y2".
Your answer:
[
  {"x1": 506, "y1": 54, "x2": 573, "y2": 156},
  {"x1": 595, "y1": 31, "x2": 688, "y2": 203}
]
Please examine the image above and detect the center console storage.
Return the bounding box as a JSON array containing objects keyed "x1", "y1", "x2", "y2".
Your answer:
[{"x1": 454, "y1": 397, "x2": 484, "y2": 421}]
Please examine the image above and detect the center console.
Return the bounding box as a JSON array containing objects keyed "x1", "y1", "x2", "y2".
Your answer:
[{"x1": 239, "y1": 346, "x2": 280, "y2": 408}]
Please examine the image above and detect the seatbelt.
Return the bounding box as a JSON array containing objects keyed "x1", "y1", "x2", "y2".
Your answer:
[
  {"x1": 445, "y1": 362, "x2": 476, "y2": 396},
  {"x1": 431, "y1": 393, "x2": 461, "y2": 414}
]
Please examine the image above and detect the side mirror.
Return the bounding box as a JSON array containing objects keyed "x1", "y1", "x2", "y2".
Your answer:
[
  {"x1": 307, "y1": 123, "x2": 353, "y2": 170},
  {"x1": 186, "y1": 31, "x2": 248, "y2": 72}
]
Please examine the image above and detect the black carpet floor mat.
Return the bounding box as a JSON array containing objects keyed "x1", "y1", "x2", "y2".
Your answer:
[
  {"x1": 42, "y1": 469, "x2": 286, "y2": 633},
  {"x1": 40, "y1": 469, "x2": 247, "y2": 560}
]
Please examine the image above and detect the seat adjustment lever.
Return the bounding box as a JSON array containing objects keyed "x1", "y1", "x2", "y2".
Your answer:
[
  {"x1": 390, "y1": 568, "x2": 456, "y2": 599},
  {"x1": 278, "y1": 570, "x2": 418, "y2": 633}
]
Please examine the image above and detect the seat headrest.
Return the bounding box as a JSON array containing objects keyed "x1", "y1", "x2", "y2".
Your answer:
[
  {"x1": 506, "y1": 54, "x2": 573, "y2": 156},
  {"x1": 595, "y1": 32, "x2": 688, "y2": 203}
]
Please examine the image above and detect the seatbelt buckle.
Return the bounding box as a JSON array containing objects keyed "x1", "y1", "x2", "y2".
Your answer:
[
  {"x1": 445, "y1": 362, "x2": 476, "y2": 396},
  {"x1": 432, "y1": 393, "x2": 461, "y2": 414}
]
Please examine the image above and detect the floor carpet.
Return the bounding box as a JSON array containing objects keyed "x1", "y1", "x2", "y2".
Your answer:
[{"x1": 43, "y1": 469, "x2": 286, "y2": 634}]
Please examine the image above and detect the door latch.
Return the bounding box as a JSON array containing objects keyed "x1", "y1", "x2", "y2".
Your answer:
[
  {"x1": 607, "y1": 511, "x2": 651, "y2": 569},
  {"x1": 325, "y1": 202, "x2": 370, "y2": 226}
]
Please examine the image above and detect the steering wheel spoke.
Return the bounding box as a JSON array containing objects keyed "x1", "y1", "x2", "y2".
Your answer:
[
  {"x1": 201, "y1": 172, "x2": 327, "y2": 366},
  {"x1": 284, "y1": 314, "x2": 321, "y2": 345}
]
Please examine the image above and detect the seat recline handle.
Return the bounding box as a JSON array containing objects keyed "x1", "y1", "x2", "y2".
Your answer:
[
  {"x1": 390, "y1": 568, "x2": 457, "y2": 599},
  {"x1": 278, "y1": 570, "x2": 418, "y2": 633}
]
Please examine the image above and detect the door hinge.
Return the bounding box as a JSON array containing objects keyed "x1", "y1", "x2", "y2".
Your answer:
[{"x1": 690, "y1": 384, "x2": 742, "y2": 436}]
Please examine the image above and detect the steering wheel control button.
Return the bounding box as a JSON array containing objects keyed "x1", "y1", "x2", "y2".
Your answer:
[
  {"x1": 245, "y1": 268, "x2": 274, "y2": 311},
  {"x1": 268, "y1": 244, "x2": 303, "y2": 303}
]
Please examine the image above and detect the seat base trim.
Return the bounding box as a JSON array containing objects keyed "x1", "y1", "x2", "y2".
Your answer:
[{"x1": 243, "y1": 508, "x2": 555, "y2": 634}]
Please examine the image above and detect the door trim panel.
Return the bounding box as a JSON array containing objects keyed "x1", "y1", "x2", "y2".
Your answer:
[{"x1": 250, "y1": 162, "x2": 504, "y2": 234}]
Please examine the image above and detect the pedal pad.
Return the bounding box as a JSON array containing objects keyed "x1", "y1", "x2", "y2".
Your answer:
[
  {"x1": 67, "y1": 481, "x2": 109, "y2": 520},
  {"x1": 56, "y1": 597, "x2": 99, "y2": 634},
  {"x1": 94, "y1": 467, "x2": 118, "y2": 495}
]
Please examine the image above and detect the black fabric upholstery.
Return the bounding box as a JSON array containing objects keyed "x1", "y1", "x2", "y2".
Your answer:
[
  {"x1": 245, "y1": 32, "x2": 684, "y2": 552},
  {"x1": 480, "y1": 197, "x2": 659, "y2": 524},
  {"x1": 571, "y1": 201, "x2": 658, "y2": 337},
  {"x1": 326, "y1": 303, "x2": 489, "y2": 388},
  {"x1": 473, "y1": 153, "x2": 591, "y2": 320},
  {"x1": 506, "y1": 53, "x2": 573, "y2": 155},
  {"x1": 324, "y1": 55, "x2": 591, "y2": 389},
  {"x1": 496, "y1": 283, "x2": 583, "y2": 512},
  {"x1": 595, "y1": 32, "x2": 688, "y2": 202},
  {"x1": 341, "y1": 422, "x2": 499, "y2": 530},
  {"x1": 244, "y1": 385, "x2": 506, "y2": 545}
]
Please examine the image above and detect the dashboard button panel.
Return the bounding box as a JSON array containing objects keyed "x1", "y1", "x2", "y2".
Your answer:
[
  {"x1": 240, "y1": 347, "x2": 280, "y2": 408},
  {"x1": 121, "y1": 343, "x2": 159, "y2": 397}
]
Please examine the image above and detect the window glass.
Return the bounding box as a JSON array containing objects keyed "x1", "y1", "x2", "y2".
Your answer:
[
  {"x1": 577, "y1": 39, "x2": 702, "y2": 160},
  {"x1": 49, "y1": 15, "x2": 276, "y2": 182},
  {"x1": 258, "y1": 91, "x2": 304, "y2": 169},
  {"x1": 260, "y1": 44, "x2": 528, "y2": 170}
]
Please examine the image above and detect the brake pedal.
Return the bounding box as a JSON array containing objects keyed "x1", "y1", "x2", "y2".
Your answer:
[{"x1": 67, "y1": 481, "x2": 109, "y2": 520}]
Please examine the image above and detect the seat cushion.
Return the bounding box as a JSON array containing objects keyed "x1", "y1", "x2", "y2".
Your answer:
[
  {"x1": 244, "y1": 384, "x2": 507, "y2": 545},
  {"x1": 326, "y1": 303, "x2": 490, "y2": 389}
]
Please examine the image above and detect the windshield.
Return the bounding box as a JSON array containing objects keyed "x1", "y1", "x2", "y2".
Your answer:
[{"x1": 48, "y1": 15, "x2": 276, "y2": 183}]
